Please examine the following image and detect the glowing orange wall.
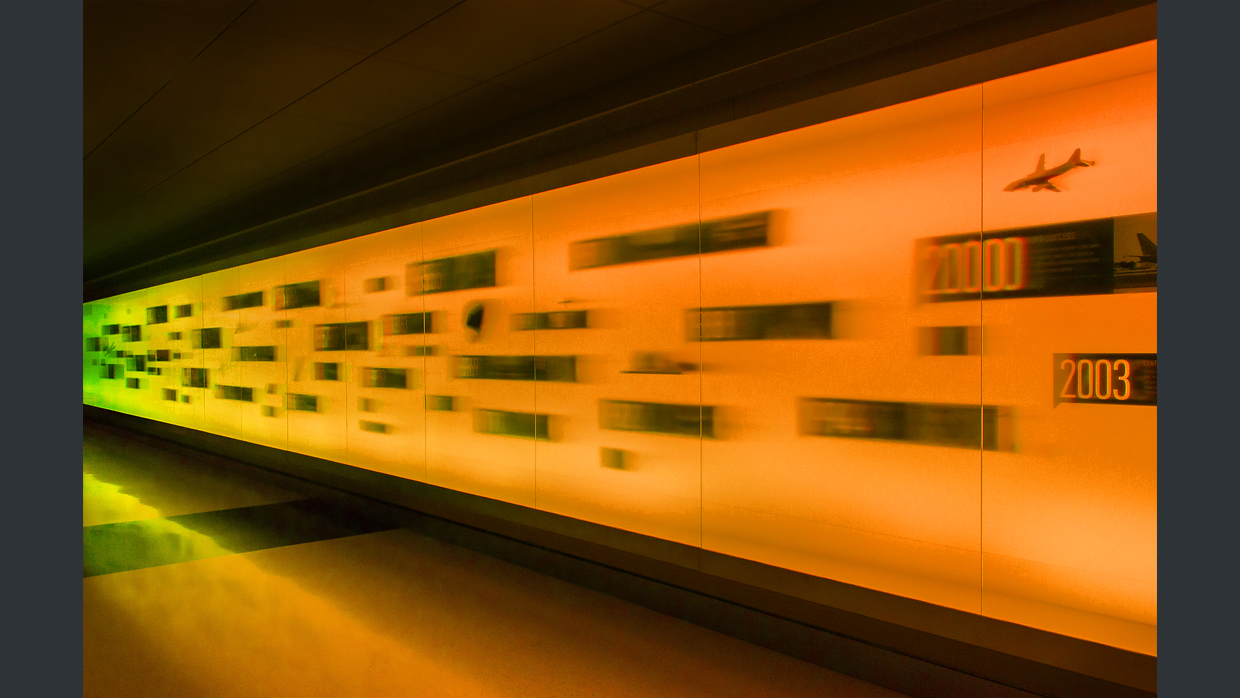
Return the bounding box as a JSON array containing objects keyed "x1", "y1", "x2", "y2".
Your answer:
[{"x1": 84, "y1": 41, "x2": 1157, "y2": 654}]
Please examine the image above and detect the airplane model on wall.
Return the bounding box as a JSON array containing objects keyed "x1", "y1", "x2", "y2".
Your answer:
[{"x1": 1004, "y1": 148, "x2": 1095, "y2": 192}]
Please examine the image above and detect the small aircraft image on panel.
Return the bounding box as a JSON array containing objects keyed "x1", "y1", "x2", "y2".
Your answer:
[
  {"x1": 1113, "y1": 213, "x2": 1157, "y2": 292},
  {"x1": 1004, "y1": 149, "x2": 1095, "y2": 192}
]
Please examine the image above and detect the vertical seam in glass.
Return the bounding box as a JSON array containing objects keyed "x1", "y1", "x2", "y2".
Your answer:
[
  {"x1": 697, "y1": 143, "x2": 704, "y2": 554},
  {"x1": 979, "y1": 83, "x2": 986, "y2": 617},
  {"x1": 531, "y1": 196, "x2": 538, "y2": 509}
]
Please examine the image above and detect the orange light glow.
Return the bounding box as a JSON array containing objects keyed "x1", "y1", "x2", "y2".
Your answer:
[{"x1": 84, "y1": 41, "x2": 1157, "y2": 655}]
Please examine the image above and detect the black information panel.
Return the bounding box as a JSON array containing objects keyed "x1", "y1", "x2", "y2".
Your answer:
[
  {"x1": 182, "y1": 368, "x2": 208, "y2": 388},
  {"x1": 426, "y1": 395, "x2": 454, "y2": 411},
  {"x1": 233, "y1": 346, "x2": 276, "y2": 362},
  {"x1": 569, "y1": 211, "x2": 769, "y2": 270},
  {"x1": 512, "y1": 311, "x2": 588, "y2": 331},
  {"x1": 599, "y1": 399, "x2": 715, "y2": 438},
  {"x1": 215, "y1": 385, "x2": 253, "y2": 402},
  {"x1": 315, "y1": 322, "x2": 369, "y2": 351},
  {"x1": 410, "y1": 250, "x2": 497, "y2": 295},
  {"x1": 363, "y1": 368, "x2": 409, "y2": 389},
  {"x1": 1053, "y1": 353, "x2": 1156, "y2": 406},
  {"x1": 689, "y1": 302, "x2": 833, "y2": 341},
  {"x1": 194, "y1": 328, "x2": 223, "y2": 349},
  {"x1": 917, "y1": 213, "x2": 1157, "y2": 302},
  {"x1": 277, "y1": 281, "x2": 321, "y2": 310},
  {"x1": 918, "y1": 326, "x2": 980, "y2": 356},
  {"x1": 799, "y1": 398, "x2": 1012, "y2": 451},
  {"x1": 287, "y1": 394, "x2": 318, "y2": 412},
  {"x1": 456, "y1": 355, "x2": 577, "y2": 382},
  {"x1": 224, "y1": 291, "x2": 263, "y2": 311},
  {"x1": 385, "y1": 312, "x2": 433, "y2": 335},
  {"x1": 474, "y1": 409, "x2": 550, "y2": 440}
]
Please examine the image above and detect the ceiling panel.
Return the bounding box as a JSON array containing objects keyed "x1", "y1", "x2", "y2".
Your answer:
[
  {"x1": 85, "y1": 112, "x2": 374, "y2": 262},
  {"x1": 284, "y1": 57, "x2": 478, "y2": 130},
  {"x1": 652, "y1": 0, "x2": 818, "y2": 36},
  {"x1": 491, "y1": 11, "x2": 722, "y2": 99},
  {"x1": 234, "y1": 0, "x2": 455, "y2": 55},
  {"x1": 84, "y1": 79, "x2": 159, "y2": 155},
  {"x1": 370, "y1": 81, "x2": 552, "y2": 154},
  {"x1": 84, "y1": 1, "x2": 226, "y2": 97},
  {"x1": 378, "y1": 0, "x2": 640, "y2": 81},
  {"x1": 84, "y1": 91, "x2": 272, "y2": 226},
  {"x1": 165, "y1": 82, "x2": 553, "y2": 240},
  {"x1": 134, "y1": 0, "x2": 252, "y2": 23},
  {"x1": 136, "y1": 0, "x2": 251, "y2": 23},
  {"x1": 159, "y1": 25, "x2": 366, "y2": 112}
]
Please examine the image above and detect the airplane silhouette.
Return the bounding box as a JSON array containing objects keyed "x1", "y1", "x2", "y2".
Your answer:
[
  {"x1": 1125, "y1": 233, "x2": 1157, "y2": 264},
  {"x1": 1004, "y1": 148, "x2": 1095, "y2": 192}
]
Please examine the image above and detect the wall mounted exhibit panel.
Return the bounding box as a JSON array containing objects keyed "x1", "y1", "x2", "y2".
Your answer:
[
  {"x1": 82, "y1": 302, "x2": 108, "y2": 409},
  {"x1": 341, "y1": 222, "x2": 426, "y2": 482},
  {"x1": 531, "y1": 156, "x2": 703, "y2": 548},
  {"x1": 699, "y1": 86, "x2": 986, "y2": 613},
  {"x1": 282, "y1": 244, "x2": 349, "y2": 466},
  {"x1": 81, "y1": 41, "x2": 1158, "y2": 659},
  {"x1": 421, "y1": 197, "x2": 537, "y2": 509},
  {"x1": 85, "y1": 288, "x2": 149, "y2": 417},
  {"x1": 199, "y1": 268, "x2": 245, "y2": 441},
  {"x1": 115, "y1": 287, "x2": 161, "y2": 421},
  {"x1": 137, "y1": 276, "x2": 205, "y2": 430},
  {"x1": 235, "y1": 256, "x2": 288, "y2": 452},
  {"x1": 977, "y1": 41, "x2": 1157, "y2": 655}
]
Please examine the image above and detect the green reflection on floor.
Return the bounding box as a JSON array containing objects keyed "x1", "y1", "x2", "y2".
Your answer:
[{"x1": 84, "y1": 499, "x2": 398, "y2": 577}]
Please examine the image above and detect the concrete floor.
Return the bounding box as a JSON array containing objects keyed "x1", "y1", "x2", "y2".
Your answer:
[{"x1": 83, "y1": 422, "x2": 908, "y2": 698}]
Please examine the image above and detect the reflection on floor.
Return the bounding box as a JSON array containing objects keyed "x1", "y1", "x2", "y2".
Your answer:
[{"x1": 83, "y1": 422, "x2": 908, "y2": 698}]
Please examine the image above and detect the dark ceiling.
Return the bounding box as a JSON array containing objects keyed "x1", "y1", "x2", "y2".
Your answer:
[
  {"x1": 84, "y1": 0, "x2": 1155, "y2": 300},
  {"x1": 85, "y1": 0, "x2": 819, "y2": 279}
]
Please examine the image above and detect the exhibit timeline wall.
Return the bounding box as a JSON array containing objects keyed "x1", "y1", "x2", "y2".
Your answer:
[{"x1": 84, "y1": 41, "x2": 1157, "y2": 656}]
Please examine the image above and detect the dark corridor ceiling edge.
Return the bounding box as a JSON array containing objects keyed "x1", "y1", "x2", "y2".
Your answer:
[{"x1": 83, "y1": 0, "x2": 1155, "y2": 302}]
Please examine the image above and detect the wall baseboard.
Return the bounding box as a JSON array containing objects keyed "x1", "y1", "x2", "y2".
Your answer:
[{"x1": 83, "y1": 405, "x2": 1155, "y2": 698}]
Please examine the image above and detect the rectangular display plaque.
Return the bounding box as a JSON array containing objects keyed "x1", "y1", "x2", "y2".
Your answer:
[
  {"x1": 599, "y1": 400, "x2": 715, "y2": 438},
  {"x1": 456, "y1": 355, "x2": 576, "y2": 382},
  {"x1": 569, "y1": 211, "x2": 769, "y2": 270},
  {"x1": 409, "y1": 250, "x2": 497, "y2": 295},
  {"x1": 1053, "y1": 353, "x2": 1156, "y2": 406},
  {"x1": 916, "y1": 213, "x2": 1156, "y2": 302},
  {"x1": 689, "y1": 302, "x2": 833, "y2": 341},
  {"x1": 473, "y1": 409, "x2": 550, "y2": 440},
  {"x1": 799, "y1": 398, "x2": 1012, "y2": 451},
  {"x1": 223, "y1": 291, "x2": 263, "y2": 311}
]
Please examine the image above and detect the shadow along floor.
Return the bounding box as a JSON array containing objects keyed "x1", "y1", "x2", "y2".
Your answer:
[{"x1": 83, "y1": 422, "x2": 908, "y2": 698}]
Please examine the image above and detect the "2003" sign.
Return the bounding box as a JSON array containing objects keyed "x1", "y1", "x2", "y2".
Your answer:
[{"x1": 1053, "y1": 353, "x2": 1156, "y2": 406}]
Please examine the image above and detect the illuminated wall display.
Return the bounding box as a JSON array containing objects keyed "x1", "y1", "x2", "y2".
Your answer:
[{"x1": 83, "y1": 42, "x2": 1157, "y2": 656}]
